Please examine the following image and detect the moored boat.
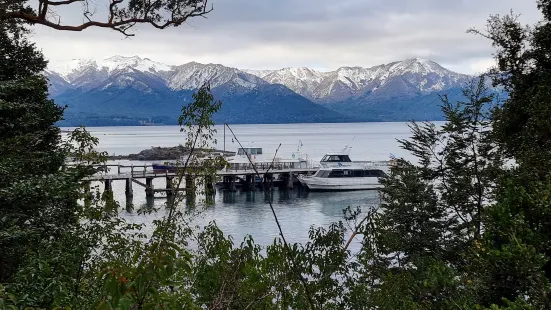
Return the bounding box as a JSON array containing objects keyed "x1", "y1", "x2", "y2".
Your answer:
[
  {"x1": 298, "y1": 165, "x2": 386, "y2": 191},
  {"x1": 298, "y1": 148, "x2": 394, "y2": 191}
]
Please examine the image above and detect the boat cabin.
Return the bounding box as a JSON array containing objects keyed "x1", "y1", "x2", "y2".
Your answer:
[
  {"x1": 313, "y1": 168, "x2": 385, "y2": 178},
  {"x1": 227, "y1": 147, "x2": 266, "y2": 170},
  {"x1": 232, "y1": 147, "x2": 265, "y2": 162}
]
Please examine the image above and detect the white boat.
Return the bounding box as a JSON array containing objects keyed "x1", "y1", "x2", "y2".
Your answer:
[{"x1": 298, "y1": 148, "x2": 394, "y2": 191}]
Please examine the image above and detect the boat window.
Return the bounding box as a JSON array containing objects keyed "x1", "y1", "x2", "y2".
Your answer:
[
  {"x1": 343, "y1": 170, "x2": 353, "y2": 177},
  {"x1": 256, "y1": 148, "x2": 262, "y2": 155},
  {"x1": 328, "y1": 170, "x2": 344, "y2": 178},
  {"x1": 341, "y1": 155, "x2": 352, "y2": 162},
  {"x1": 353, "y1": 170, "x2": 364, "y2": 177},
  {"x1": 250, "y1": 148, "x2": 257, "y2": 155},
  {"x1": 315, "y1": 170, "x2": 323, "y2": 177},
  {"x1": 365, "y1": 170, "x2": 385, "y2": 177},
  {"x1": 237, "y1": 148, "x2": 245, "y2": 155}
]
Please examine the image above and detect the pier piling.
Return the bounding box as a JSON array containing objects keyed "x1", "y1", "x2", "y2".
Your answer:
[
  {"x1": 125, "y1": 178, "x2": 133, "y2": 198},
  {"x1": 286, "y1": 173, "x2": 294, "y2": 189},
  {"x1": 145, "y1": 177, "x2": 154, "y2": 197},
  {"x1": 185, "y1": 175, "x2": 197, "y2": 203},
  {"x1": 166, "y1": 176, "x2": 174, "y2": 197},
  {"x1": 263, "y1": 173, "x2": 274, "y2": 191},
  {"x1": 244, "y1": 174, "x2": 254, "y2": 191},
  {"x1": 223, "y1": 176, "x2": 237, "y2": 192},
  {"x1": 205, "y1": 175, "x2": 215, "y2": 196},
  {"x1": 104, "y1": 179, "x2": 112, "y2": 192}
]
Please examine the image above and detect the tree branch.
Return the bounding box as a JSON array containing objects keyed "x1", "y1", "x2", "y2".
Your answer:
[
  {"x1": 343, "y1": 211, "x2": 373, "y2": 252},
  {"x1": 3, "y1": 0, "x2": 213, "y2": 36},
  {"x1": 45, "y1": 0, "x2": 84, "y2": 6}
]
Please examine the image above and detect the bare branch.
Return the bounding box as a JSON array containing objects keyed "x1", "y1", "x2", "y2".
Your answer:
[
  {"x1": 45, "y1": 0, "x2": 84, "y2": 6},
  {"x1": 343, "y1": 207, "x2": 377, "y2": 252},
  {"x1": 2, "y1": 0, "x2": 213, "y2": 36}
]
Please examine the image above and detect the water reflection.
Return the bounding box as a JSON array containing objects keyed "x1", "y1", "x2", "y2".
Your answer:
[
  {"x1": 245, "y1": 191, "x2": 256, "y2": 203},
  {"x1": 109, "y1": 178, "x2": 382, "y2": 245}
]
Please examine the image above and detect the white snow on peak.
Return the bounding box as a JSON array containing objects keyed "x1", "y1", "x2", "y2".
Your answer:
[
  {"x1": 99, "y1": 55, "x2": 173, "y2": 74},
  {"x1": 261, "y1": 67, "x2": 327, "y2": 95},
  {"x1": 46, "y1": 56, "x2": 470, "y2": 99},
  {"x1": 168, "y1": 62, "x2": 265, "y2": 90},
  {"x1": 49, "y1": 59, "x2": 97, "y2": 80},
  {"x1": 48, "y1": 56, "x2": 173, "y2": 82},
  {"x1": 258, "y1": 58, "x2": 469, "y2": 99},
  {"x1": 242, "y1": 69, "x2": 275, "y2": 78},
  {"x1": 386, "y1": 58, "x2": 450, "y2": 76}
]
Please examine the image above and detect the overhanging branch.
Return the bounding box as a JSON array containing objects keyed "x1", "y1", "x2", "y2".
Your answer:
[{"x1": 2, "y1": 0, "x2": 212, "y2": 36}]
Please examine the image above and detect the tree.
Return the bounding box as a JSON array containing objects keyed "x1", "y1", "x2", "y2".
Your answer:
[
  {"x1": 464, "y1": 1, "x2": 551, "y2": 306},
  {"x1": 469, "y1": 1, "x2": 551, "y2": 174},
  {"x1": 350, "y1": 78, "x2": 502, "y2": 309},
  {"x1": 0, "y1": 0, "x2": 212, "y2": 36},
  {"x1": 0, "y1": 20, "x2": 68, "y2": 282}
]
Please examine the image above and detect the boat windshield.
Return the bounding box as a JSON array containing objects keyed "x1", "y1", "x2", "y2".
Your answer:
[
  {"x1": 237, "y1": 148, "x2": 263, "y2": 155},
  {"x1": 321, "y1": 154, "x2": 352, "y2": 162}
]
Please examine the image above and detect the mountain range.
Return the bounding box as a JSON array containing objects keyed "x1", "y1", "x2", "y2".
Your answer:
[{"x1": 45, "y1": 56, "x2": 474, "y2": 126}]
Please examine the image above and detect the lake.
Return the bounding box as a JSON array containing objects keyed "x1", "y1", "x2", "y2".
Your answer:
[{"x1": 66, "y1": 122, "x2": 430, "y2": 247}]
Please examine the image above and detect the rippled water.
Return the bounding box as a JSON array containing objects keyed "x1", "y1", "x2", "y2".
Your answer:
[{"x1": 66, "y1": 122, "x2": 436, "y2": 246}]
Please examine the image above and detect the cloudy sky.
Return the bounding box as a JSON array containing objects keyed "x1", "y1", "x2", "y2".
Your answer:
[{"x1": 30, "y1": 0, "x2": 542, "y2": 74}]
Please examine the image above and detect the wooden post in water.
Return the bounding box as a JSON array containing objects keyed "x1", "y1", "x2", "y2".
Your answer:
[
  {"x1": 205, "y1": 175, "x2": 215, "y2": 197},
  {"x1": 166, "y1": 176, "x2": 174, "y2": 197},
  {"x1": 245, "y1": 174, "x2": 254, "y2": 192},
  {"x1": 263, "y1": 174, "x2": 274, "y2": 191},
  {"x1": 229, "y1": 176, "x2": 237, "y2": 192},
  {"x1": 286, "y1": 173, "x2": 294, "y2": 189},
  {"x1": 104, "y1": 179, "x2": 112, "y2": 192},
  {"x1": 185, "y1": 175, "x2": 197, "y2": 204},
  {"x1": 145, "y1": 177, "x2": 154, "y2": 197},
  {"x1": 125, "y1": 178, "x2": 133, "y2": 198}
]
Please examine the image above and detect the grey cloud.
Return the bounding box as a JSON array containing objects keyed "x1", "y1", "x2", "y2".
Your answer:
[{"x1": 32, "y1": 0, "x2": 542, "y2": 74}]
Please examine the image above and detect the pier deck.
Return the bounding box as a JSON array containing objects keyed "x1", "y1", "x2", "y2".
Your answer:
[
  {"x1": 84, "y1": 168, "x2": 318, "y2": 181},
  {"x1": 81, "y1": 164, "x2": 318, "y2": 198}
]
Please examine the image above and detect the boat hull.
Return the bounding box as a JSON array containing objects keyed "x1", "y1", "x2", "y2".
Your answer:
[{"x1": 298, "y1": 176, "x2": 382, "y2": 191}]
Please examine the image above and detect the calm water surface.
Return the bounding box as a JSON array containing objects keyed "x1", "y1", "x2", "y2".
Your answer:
[{"x1": 65, "y1": 122, "x2": 435, "y2": 246}]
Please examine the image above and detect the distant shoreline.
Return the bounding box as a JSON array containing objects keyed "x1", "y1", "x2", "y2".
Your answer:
[{"x1": 105, "y1": 145, "x2": 235, "y2": 161}]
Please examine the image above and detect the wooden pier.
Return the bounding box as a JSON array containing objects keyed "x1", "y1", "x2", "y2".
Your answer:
[{"x1": 82, "y1": 164, "x2": 318, "y2": 198}]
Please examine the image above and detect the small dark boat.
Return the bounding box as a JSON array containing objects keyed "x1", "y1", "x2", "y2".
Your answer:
[{"x1": 152, "y1": 162, "x2": 178, "y2": 173}]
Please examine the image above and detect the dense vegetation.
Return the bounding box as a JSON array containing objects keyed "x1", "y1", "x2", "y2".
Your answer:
[{"x1": 2, "y1": 0, "x2": 551, "y2": 309}]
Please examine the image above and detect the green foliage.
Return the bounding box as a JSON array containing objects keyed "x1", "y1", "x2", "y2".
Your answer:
[
  {"x1": 0, "y1": 18, "x2": 67, "y2": 284},
  {"x1": 6, "y1": 1, "x2": 551, "y2": 309}
]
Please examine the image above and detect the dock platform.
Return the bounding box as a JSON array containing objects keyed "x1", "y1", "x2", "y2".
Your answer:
[{"x1": 80, "y1": 164, "x2": 318, "y2": 198}]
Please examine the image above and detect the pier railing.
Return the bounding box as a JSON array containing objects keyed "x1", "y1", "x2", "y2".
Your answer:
[{"x1": 67, "y1": 163, "x2": 319, "y2": 179}]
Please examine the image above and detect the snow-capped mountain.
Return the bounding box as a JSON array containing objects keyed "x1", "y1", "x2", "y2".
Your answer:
[
  {"x1": 259, "y1": 58, "x2": 470, "y2": 102},
  {"x1": 45, "y1": 55, "x2": 475, "y2": 126},
  {"x1": 50, "y1": 56, "x2": 172, "y2": 80},
  {"x1": 47, "y1": 56, "x2": 347, "y2": 126},
  {"x1": 167, "y1": 62, "x2": 267, "y2": 90},
  {"x1": 261, "y1": 67, "x2": 327, "y2": 99}
]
